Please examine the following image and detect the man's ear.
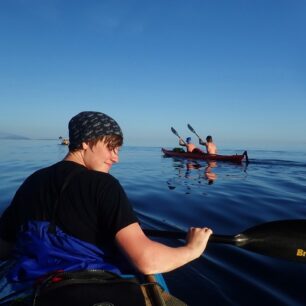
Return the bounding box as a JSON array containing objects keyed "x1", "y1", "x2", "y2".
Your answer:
[{"x1": 82, "y1": 142, "x2": 89, "y2": 150}]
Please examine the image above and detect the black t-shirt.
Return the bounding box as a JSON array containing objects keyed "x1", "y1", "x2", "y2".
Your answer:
[{"x1": 0, "y1": 161, "x2": 138, "y2": 249}]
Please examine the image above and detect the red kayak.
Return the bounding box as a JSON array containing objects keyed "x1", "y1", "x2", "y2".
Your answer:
[{"x1": 162, "y1": 148, "x2": 248, "y2": 163}]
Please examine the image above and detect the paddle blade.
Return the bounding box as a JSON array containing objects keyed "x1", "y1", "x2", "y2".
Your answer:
[
  {"x1": 236, "y1": 219, "x2": 306, "y2": 263},
  {"x1": 171, "y1": 127, "x2": 179, "y2": 137},
  {"x1": 187, "y1": 123, "x2": 201, "y2": 139},
  {"x1": 187, "y1": 123, "x2": 195, "y2": 133}
]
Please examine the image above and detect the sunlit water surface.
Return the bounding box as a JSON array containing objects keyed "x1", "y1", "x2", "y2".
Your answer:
[{"x1": 1, "y1": 140, "x2": 306, "y2": 306}]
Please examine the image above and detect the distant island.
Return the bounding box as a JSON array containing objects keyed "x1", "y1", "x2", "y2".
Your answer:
[{"x1": 0, "y1": 132, "x2": 30, "y2": 140}]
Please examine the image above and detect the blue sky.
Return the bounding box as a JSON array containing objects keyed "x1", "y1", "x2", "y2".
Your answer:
[{"x1": 0, "y1": 0, "x2": 305, "y2": 148}]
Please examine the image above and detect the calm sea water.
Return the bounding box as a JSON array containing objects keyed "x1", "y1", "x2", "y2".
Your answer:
[{"x1": 1, "y1": 140, "x2": 306, "y2": 306}]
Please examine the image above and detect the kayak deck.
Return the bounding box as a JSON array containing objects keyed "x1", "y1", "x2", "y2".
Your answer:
[
  {"x1": 0, "y1": 264, "x2": 186, "y2": 306},
  {"x1": 162, "y1": 148, "x2": 248, "y2": 163}
]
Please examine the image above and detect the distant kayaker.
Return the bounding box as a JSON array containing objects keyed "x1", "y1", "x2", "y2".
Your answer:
[
  {"x1": 179, "y1": 136, "x2": 203, "y2": 153},
  {"x1": 199, "y1": 135, "x2": 218, "y2": 154},
  {"x1": 0, "y1": 111, "x2": 212, "y2": 303}
]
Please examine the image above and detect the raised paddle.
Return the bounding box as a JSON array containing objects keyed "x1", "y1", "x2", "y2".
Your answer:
[
  {"x1": 187, "y1": 123, "x2": 203, "y2": 142},
  {"x1": 171, "y1": 127, "x2": 186, "y2": 145},
  {"x1": 144, "y1": 219, "x2": 306, "y2": 263}
]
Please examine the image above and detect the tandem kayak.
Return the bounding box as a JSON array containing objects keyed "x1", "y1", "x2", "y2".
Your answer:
[{"x1": 162, "y1": 148, "x2": 249, "y2": 163}]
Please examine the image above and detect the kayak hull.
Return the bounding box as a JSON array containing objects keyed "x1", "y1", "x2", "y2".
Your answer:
[{"x1": 162, "y1": 148, "x2": 248, "y2": 163}]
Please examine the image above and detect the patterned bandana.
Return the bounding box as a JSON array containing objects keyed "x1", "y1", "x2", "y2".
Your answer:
[{"x1": 68, "y1": 111, "x2": 123, "y2": 148}]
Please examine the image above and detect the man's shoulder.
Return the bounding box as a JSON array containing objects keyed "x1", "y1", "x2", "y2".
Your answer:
[
  {"x1": 77, "y1": 168, "x2": 120, "y2": 189},
  {"x1": 25, "y1": 162, "x2": 59, "y2": 180}
]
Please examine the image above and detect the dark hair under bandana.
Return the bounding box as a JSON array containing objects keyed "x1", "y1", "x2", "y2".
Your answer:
[{"x1": 68, "y1": 111, "x2": 123, "y2": 149}]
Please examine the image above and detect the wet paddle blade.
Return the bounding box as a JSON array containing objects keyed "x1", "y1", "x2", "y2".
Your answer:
[{"x1": 235, "y1": 219, "x2": 306, "y2": 263}]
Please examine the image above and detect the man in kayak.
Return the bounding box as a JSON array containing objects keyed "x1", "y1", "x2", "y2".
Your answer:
[
  {"x1": 179, "y1": 136, "x2": 203, "y2": 153},
  {"x1": 0, "y1": 111, "x2": 212, "y2": 303},
  {"x1": 199, "y1": 135, "x2": 218, "y2": 154}
]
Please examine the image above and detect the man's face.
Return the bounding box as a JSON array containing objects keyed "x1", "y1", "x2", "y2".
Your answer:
[{"x1": 83, "y1": 139, "x2": 120, "y2": 173}]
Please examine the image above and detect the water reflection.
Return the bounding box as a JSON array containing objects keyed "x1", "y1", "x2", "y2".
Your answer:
[
  {"x1": 166, "y1": 159, "x2": 218, "y2": 191},
  {"x1": 184, "y1": 160, "x2": 201, "y2": 178},
  {"x1": 204, "y1": 161, "x2": 218, "y2": 184}
]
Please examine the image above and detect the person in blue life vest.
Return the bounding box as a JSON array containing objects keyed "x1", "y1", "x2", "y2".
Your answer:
[
  {"x1": 179, "y1": 136, "x2": 203, "y2": 154},
  {"x1": 0, "y1": 111, "x2": 213, "y2": 303}
]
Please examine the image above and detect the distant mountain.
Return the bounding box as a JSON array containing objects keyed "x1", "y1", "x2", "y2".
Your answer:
[{"x1": 0, "y1": 132, "x2": 30, "y2": 140}]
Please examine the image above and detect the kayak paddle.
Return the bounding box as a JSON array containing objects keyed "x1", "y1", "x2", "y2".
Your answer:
[
  {"x1": 144, "y1": 219, "x2": 306, "y2": 263},
  {"x1": 171, "y1": 127, "x2": 186, "y2": 145},
  {"x1": 187, "y1": 124, "x2": 202, "y2": 142}
]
